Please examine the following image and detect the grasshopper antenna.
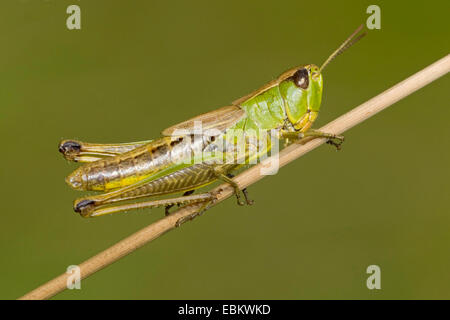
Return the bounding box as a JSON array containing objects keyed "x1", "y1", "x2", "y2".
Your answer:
[{"x1": 319, "y1": 24, "x2": 367, "y2": 73}]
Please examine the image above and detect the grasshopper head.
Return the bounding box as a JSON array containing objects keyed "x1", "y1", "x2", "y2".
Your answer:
[
  {"x1": 278, "y1": 64, "x2": 323, "y2": 130},
  {"x1": 285, "y1": 24, "x2": 367, "y2": 129},
  {"x1": 298, "y1": 64, "x2": 323, "y2": 113}
]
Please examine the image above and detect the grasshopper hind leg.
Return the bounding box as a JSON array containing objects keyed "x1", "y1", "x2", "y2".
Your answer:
[
  {"x1": 75, "y1": 192, "x2": 217, "y2": 218},
  {"x1": 58, "y1": 139, "x2": 153, "y2": 162},
  {"x1": 59, "y1": 140, "x2": 82, "y2": 155}
]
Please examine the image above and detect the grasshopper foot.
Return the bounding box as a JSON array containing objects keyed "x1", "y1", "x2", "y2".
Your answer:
[
  {"x1": 242, "y1": 188, "x2": 254, "y2": 205},
  {"x1": 226, "y1": 173, "x2": 247, "y2": 206},
  {"x1": 165, "y1": 190, "x2": 196, "y2": 216},
  {"x1": 235, "y1": 193, "x2": 245, "y2": 206},
  {"x1": 326, "y1": 135, "x2": 345, "y2": 150},
  {"x1": 164, "y1": 204, "x2": 174, "y2": 216}
]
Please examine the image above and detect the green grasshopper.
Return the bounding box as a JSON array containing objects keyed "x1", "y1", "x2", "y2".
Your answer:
[{"x1": 59, "y1": 25, "x2": 366, "y2": 225}]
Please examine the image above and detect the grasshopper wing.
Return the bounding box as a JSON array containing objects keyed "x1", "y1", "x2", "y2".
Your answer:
[{"x1": 162, "y1": 105, "x2": 245, "y2": 136}]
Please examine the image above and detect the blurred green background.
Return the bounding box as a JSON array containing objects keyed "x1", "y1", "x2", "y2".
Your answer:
[{"x1": 1, "y1": 0, "x2": 449, "y2": 300}]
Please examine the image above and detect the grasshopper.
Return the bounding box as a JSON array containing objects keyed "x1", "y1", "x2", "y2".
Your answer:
[{"x1": 59, "y1": 25, "x2": 366, "y2": 226}]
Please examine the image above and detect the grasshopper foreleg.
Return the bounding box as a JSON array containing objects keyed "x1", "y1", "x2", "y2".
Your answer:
[{"x1": 281, "y1": 129, "x2": 345, "y2": 150}]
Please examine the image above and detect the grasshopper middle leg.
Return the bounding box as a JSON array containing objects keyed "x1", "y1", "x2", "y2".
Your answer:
[
  {"x1": 226, "y1": 173, "x2": 254, "y2": 205},
  {"x1": 209, "y1": 166, "x2": 253, "y2": 206}
]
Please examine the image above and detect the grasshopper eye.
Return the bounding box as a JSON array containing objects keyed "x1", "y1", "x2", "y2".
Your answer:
[{"x1": 293, "y1": 68, "x2": 309, "y2": 90}]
